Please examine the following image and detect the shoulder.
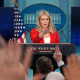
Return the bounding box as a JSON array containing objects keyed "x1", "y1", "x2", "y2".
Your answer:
[
  {"x1": 31, "y1": 28, "x2": 37, "y2": 32},
  {"x1": 54, "y1": 29, "x2": 58, "y2": 34},
  {"x1": 55, "y1": 29, "x2": 58, "y2": 32},
  {"x1": 31, "y1": 28, "x2": 36, "y2": 31},
  {"x1": 51, "y1": 29, "x2": 58, "y2": 34},
  {"x1": 30, "y1": 28, "x2": 39, "y2": 34}
]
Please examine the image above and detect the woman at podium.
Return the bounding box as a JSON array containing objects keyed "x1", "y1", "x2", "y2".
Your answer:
[{"x1": 30, "y1": 11, "x2": 60, "y2": 43}]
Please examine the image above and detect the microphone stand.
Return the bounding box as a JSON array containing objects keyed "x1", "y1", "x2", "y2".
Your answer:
[{"x1": 60, "y1": 30, "x2": 68, "y2": 43}]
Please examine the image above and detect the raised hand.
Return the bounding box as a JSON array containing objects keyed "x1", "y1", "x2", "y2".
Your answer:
[
  {"x1": 63, "y1": 54, "x2": 80, "y2": 80},
  {"x1": 39, "y1": 28, "x2": 49, "y2": 39},
  {"x1": 42, "y1": 28, "x2": 48, "y2": 34},
  {"x1": 53, "y1": 45, "x2": 62, "y2": 63},
  {"x1": 0, "y1": 37, "x2": 33, "y2": 80}
]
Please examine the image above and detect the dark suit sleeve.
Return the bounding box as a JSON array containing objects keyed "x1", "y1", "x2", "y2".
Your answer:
[{"x1": 60, "y1": 65, "x2": 65, "y2": 75}]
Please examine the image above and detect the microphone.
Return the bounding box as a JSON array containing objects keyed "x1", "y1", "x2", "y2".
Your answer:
[{"x1": 60, "y1": 30, "x2": 68, "y2": 43}]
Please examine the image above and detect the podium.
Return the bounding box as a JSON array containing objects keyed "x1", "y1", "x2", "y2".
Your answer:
[{"x1": 22, "y1": 43, "x2": 75, "y2": 73}]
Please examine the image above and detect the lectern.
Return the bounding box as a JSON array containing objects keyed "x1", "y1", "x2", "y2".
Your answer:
[{"x1": 22, "y1": 43, "x2": 75, "y2": 73}]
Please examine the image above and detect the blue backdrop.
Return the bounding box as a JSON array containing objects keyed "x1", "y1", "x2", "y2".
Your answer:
[
  {"x1": 0, "y1": 7, "x2": 14, "y2": 42},
  {"x1": 3, "y1": 0, "x2": 80, "y2": 53}
]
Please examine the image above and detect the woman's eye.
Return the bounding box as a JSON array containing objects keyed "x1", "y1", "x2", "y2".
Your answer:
[
  {"x1": 46, "y1": 18, "x2": 49, "y2": 20},
  {"x1": 42, "y1": 19, "x2": 44, "y2": 21}
]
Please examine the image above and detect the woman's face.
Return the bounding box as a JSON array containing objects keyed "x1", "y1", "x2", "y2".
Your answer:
[{"x1": 40, "y1": 15, "x2": 49, "y2": 28}]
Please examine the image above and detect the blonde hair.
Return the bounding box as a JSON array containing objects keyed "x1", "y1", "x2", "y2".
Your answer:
[{"x1": 36, "y1": 11, "x2": 56, "y2": 34}]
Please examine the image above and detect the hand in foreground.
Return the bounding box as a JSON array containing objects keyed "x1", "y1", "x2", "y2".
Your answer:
[
  {"x1": 63, "y1": 54, "x2": 80, "y2": 80},
  {"x1": 0, "y1": 36, "x2": 33, "y2": 80},
  {"x1": 53, "y1": 45, "x2": 62, "y2": 63}
]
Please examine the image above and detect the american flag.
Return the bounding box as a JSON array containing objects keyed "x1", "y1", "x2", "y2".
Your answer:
[{"x1": 14, "y1": 7, "x2": 26, "y2": 43}]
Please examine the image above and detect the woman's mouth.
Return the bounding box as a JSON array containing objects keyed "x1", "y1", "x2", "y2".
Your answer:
[{"x1": 44, "y1": 24, "x2": 47, "y2": 26}]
